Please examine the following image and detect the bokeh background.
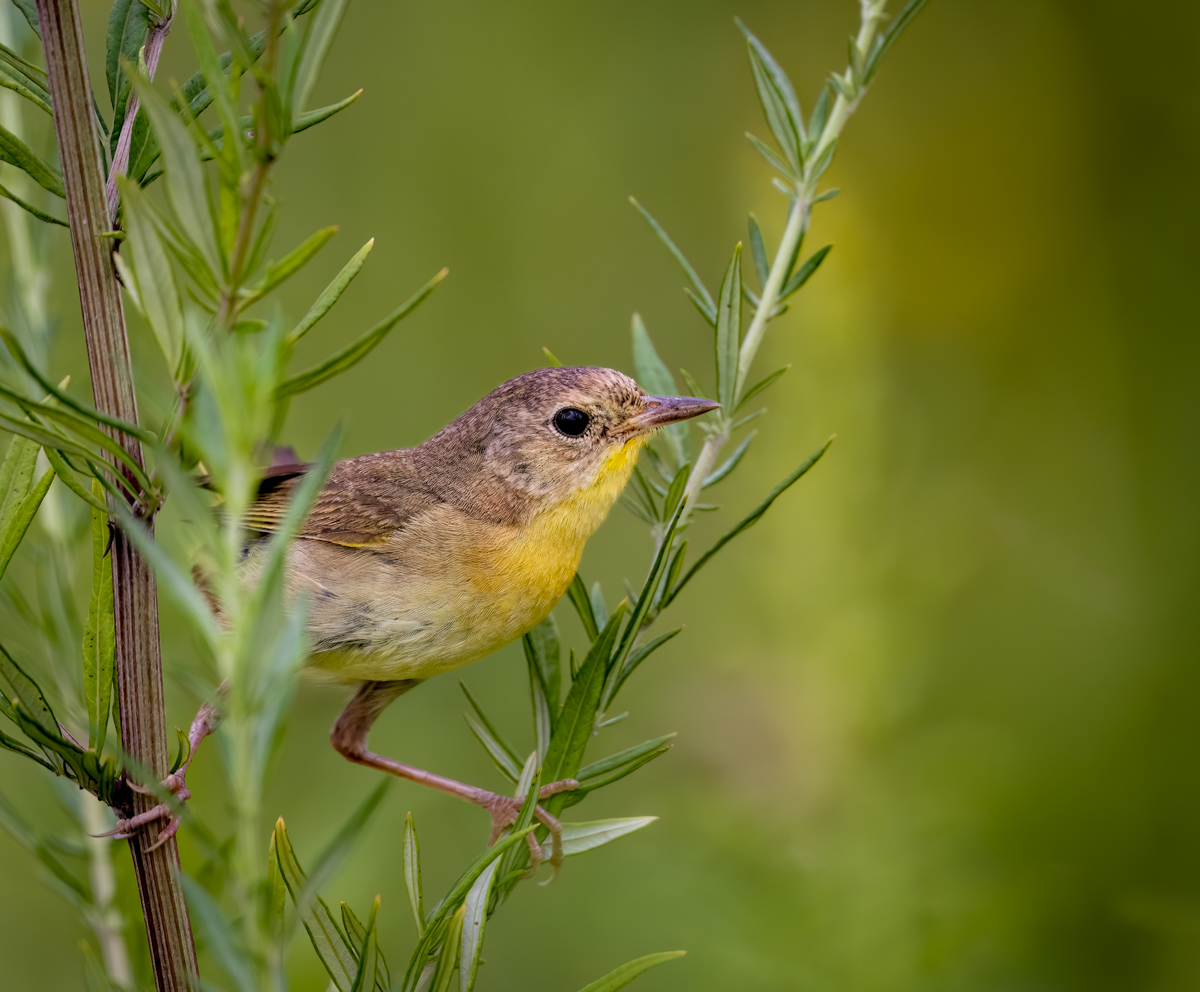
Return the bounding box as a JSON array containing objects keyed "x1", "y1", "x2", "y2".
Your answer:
[{"x1": 4, "y1": 0, "x2": 1200, "y2": 989}]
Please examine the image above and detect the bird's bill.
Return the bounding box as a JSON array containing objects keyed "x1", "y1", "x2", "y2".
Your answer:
[{"x1": 627, "y1": 395, "x2": 721, "y2": 430}]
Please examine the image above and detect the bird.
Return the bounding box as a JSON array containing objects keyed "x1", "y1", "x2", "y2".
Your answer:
[{"x1": 111, "y1": 366, "x2": 718, "y2": 863}]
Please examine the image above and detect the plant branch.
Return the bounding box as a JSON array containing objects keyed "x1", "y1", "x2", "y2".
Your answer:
[
  {"x1": 105, "y1": 5, "x2": 176, "y2": 222},
  {"x1": 33, "y1": 0, "x2": 197, "y2": 988}
]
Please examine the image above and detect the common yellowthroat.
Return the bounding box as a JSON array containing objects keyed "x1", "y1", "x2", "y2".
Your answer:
[{"x1": 115, "y1": 367, "x2": 717, "y2": 859}]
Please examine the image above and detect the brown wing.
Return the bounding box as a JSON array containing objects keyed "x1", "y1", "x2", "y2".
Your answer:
[{"x1": 244, "y1": 451, "x2": 435, "y2": 547}]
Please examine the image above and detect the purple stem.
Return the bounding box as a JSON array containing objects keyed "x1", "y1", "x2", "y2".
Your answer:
[{"x1": 105, "y1": 13, "x2": 174, "y2": 222}]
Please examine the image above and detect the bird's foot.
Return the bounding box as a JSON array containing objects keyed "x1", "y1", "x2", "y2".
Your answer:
[
  {"x1": 480, "y1": 778, "x2": 579, "y2": 881},
  {"x1": 96, "y1": 769, "x2": 191, "y2": 853},
  {"x1": 94, "y1": 696, "x2": 221, "y2": 853}
]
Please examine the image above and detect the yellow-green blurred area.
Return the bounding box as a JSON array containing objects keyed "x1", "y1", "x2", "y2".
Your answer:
[{"x1": 3, "y1": 0, "x2": 1199, "y2": 989}]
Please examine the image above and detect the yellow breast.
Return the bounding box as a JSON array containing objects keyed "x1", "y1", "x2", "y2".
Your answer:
[{"x1": 473, "y1": 436, "x2": 644, "y2": 607}]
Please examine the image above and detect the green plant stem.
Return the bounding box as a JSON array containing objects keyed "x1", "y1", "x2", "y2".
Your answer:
[
  {"x1": 33, "y1": 0, "x2": 198, "y2": 988},
  {"x1": 683, "y1": 0, "x2": 888, "y2": 524},
  {"x1": 733, "y1": 197, "x2": 809, "y2": 403},
  {"x1": 81, "y1": 791, "x2": 135, "y2": 990}
]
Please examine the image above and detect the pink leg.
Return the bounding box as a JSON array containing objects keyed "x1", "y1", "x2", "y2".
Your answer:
[{"x1": 331, "y1": 680, "x2": 578, "y2": 870}]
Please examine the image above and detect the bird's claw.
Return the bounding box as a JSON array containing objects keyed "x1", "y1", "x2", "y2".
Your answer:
[
  {"x1": 481, "y1": 777, "x2": 578, "y2": 880},
  {"x1": 95, "y1": 771, "x2": 191, "y2": 853}
]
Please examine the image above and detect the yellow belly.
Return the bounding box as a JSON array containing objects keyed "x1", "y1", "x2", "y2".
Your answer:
[{"x1": 305, "y1": 438, "x2": 643, "y2": 682}]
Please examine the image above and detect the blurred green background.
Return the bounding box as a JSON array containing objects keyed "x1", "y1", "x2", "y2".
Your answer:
[{"x1": 4, "y1": 0, "x2": 1200, "y2": 989}]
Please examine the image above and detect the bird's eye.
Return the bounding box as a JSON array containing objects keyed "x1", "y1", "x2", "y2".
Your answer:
[{"x1": 553, "y1": 407, "x2": 590, "y2": 437}]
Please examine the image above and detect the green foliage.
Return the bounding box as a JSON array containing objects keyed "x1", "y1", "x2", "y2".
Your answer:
[{"x1": 573, "y1": 951, "x2": 686, "y2": 992}]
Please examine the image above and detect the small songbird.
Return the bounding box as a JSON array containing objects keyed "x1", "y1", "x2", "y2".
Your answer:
[{"x1": 115, "y1": 367, "x2": 717, "y2": 858}]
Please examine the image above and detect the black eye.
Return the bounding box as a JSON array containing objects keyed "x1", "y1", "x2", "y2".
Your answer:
[{"x1": 553, "y1": 407, "x2": 590, "y2": 437}]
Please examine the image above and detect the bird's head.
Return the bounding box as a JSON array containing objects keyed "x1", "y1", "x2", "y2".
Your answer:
[{"x1": 438, "y1": 366, "x2": 718, "y2": 508}]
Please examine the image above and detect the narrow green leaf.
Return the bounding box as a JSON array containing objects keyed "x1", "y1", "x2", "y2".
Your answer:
[
  {"x1": 106, "y1": 0, "x2": 150, "y2": 155},
  {"x1": 527, "y1": 654, "x2": 551, "y2": 765},
  {"x1": 542, "y1": 346, "x2": 563, "y2": 366},
  {"x1": 41, "y1": 450, "x2": 106, "y2": 512},
  {"x1": 863, "y1": 0, "x2": 931, "y2": 84},
  {"x1": 0, "y1": 181, "x2": 65, "y2": 225},
  {"x1": 628, "y1": 198, "x2": 715, "y2": 320},
  {"x1": 592, "y1": 582, "x2": 614, "y2": 632},
  {"x1": 0, "y1": 122, "x2": 63, "y2": 196},
  {"x1": 608, "y1": 497, "x2": 687, "y2": 689},
  {"x1": 118, "y1": 179, "x2": 185, "y2": 374},
  {"x1": 809, "y1": 82, "x2": 832, "y2": 139},
  {"x1": 0, "y1": 42, "x2": 46, "y2": 87},
  {"x1": 747, "y1": 213, "x2": 769, "y2": 287},
  {"x1": 737, "y1": 19, "x2": 804, "y2": 168},
  {"x1": 0, "y1": 414, "x2": 136, "y2": 507},
  {"x1": 0, "y1": 463, "x2": 53, "y2": 585},
  {"x1": 292, "y1": 88, "x2": 363, "y2": 133},
  {"x1": 0, "y1": 641, "x2": 62, "y2": 742},
  {"x1": 543, "y1": 604, "x2": 628, "y2": 792},
  {"x1": 277, "y1": 267, "x2": 448, "y2": 397},
  {"x1": 780, "y1": 244, "x2": 832, "y2": 300},
  {"x1": 0, "y1": 727, "x2": 53, "y2": 770},
  {"x1": 113, "y1": 502, "x2": 221, "y2": 646},
  {"x1": 83, "y1": 480, "x2": 115, "y2": 754},
  {"x1": 630, "y1": 467, "x2": 660, "y2": 523},
  {"x1": 542, "y1": 817, "x2": 658, "y2": 860},
  {"x1": 679, "y1": 367, "x2": 707, "y2": 400},
  {"x1": 735, "y1": 366, "x2": 789, "y2": 413},
  {"x1": 0, "y1": 433, "x2": 38, "y2": 529},
  {"x1": 349, "y1": 896, "x2": 380, "y2": 992},
  {"x1": 577, "y1": 733, "x2": 676, "y2": 791},
  {"x1": 0, "y1": 64, "x2": 51, "y2": 115},
  {"x1": 460, "y1": 682, "x2": 522, "y2": 782},
  {"x1": 430, "y1": 907, "x2": 463, "y2": 992},
  {"x1": 745, "y1": 130, "x2": 796, "y2": 182},
  {"x1": 403, "y1": 827, "x2": 536, "y2": 991},
  {"x1": 10, "y1": 0, "x2": 39, "y2": 38},
  {"x1": 663, "y1": 463, "x2": 690, "y2": 520},
  {"x1": 662, "y1": 543, "x2": 686, "y2": 601},
  {"x1": 703, "y1": 430, "x2": 757, "y2": 488},
  {"x1": 267, "y1": 831, "x2": 286, "y2": 940},
  {"x1": 630, "y1": 313, "x2": 677, "y2": 397},
  {"x1": 573, "y1": 951, "x2": 686, "y2": 992},
  {"x1": 290, "y1": 237, "x2": 374, "y2": 342},
  {"x1": 684, "y1": 287, "x2": 717, "y2": 329},
  {"x1": 274, "y1": 817, "x2": 358, "y2": 992},
  {"x1": 714, "y1": 243, "x2": 742, "y2": 410},
  {"x1": 0, "y1": 375, "x2": 155, "y2": 482},
  {"x1": 180, "y1": 0, "x2": 242, "y2": 183},
  {"x1": 403, "y1": 811, "x2": 423, "y2": 937},
  {"x1": 524, "y1": 614, "x2": 561, "y2": 710},
  {"x1": 341, "y1": 902, "x2": 392, "y2": 992},
  {"x1": 244, "y1": 226, "x2": 338, "y2": 305},
  {"x1": 665, "y1": 438, "x2": 833, "y2": 607},
  {"x1": 459, "y1": 858, "x2": 497, "y2": 992},
  {"x1": 608, "y1": 630, "x2": 682, "y2": 703},
  {"x1": 567, "y1": 572, "x2": 599, "y2": 641},
  {"x1": 0, "y1": 416, "x2": 116, "y2": 497},
  {"x1": 631, "y1": 314, "x2": 688, "y2": 467},
  {"x1": 294, "y1": 0, "x2": 352, "y2": 113},
  {"x1": 129, "y1": 72, "x2": 220, "y2": 274}
]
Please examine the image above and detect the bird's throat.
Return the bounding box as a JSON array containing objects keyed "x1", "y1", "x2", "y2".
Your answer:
[{"x1": 486, "y1": 436, "x2": 644, "y2": 602}]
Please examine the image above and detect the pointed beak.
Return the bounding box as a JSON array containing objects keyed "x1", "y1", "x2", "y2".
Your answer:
[{"x1": 627, "y1": 395, "x2": 720, "y2": 431}]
